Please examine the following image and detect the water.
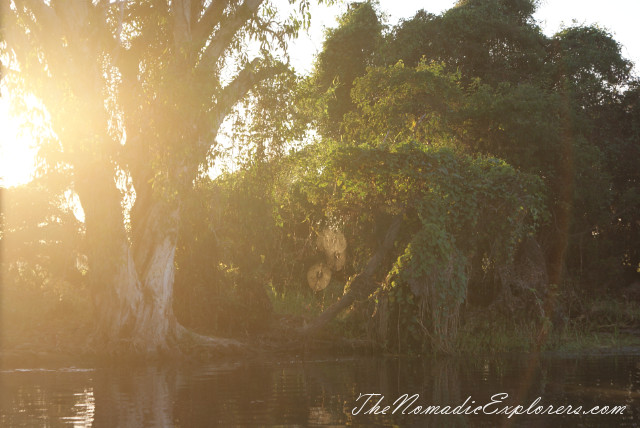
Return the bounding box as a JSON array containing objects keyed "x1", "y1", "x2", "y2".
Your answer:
[{"x1": 1, "y1": 353, "x2": 639, "y2": 427}]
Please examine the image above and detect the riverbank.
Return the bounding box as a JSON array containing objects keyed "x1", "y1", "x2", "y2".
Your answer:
[
  {"x1": 3, "y1": 293, "x2": 640, "y2": 367},
  {"x1": 2, "y1": 328, "x2": 640, "y2": 370}
]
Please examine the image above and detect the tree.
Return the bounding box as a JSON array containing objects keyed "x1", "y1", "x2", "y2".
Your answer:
[
  {"x1": 1, "y1": 180, "x2": 83, "y2": 285},
  {"x1": 2, "y1": 0, "x2": 318, "y2": 355},
  {"x1": 309, "y1": 0, "x2": 640, "y2": 293},
  {"x1": 1, "y1": 179, "x2": 90, "y2": 349},
  {"x1": 383, "y1": 0, "x2": 546, "y2": 85},
  {"x1": 283, "y1": 140, "x2": 546, "y2": 351},
  {"x1": 301, "y1": 1, "x2": 384, "y2": 138}
]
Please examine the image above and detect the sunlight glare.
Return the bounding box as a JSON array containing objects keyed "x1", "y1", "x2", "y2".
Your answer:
[{"x1": 0, "y1": 95, "x2": 38, "y2": 188}]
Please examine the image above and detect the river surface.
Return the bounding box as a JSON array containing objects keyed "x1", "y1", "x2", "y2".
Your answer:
[{"x1": 1, "y1": 352, "x2": 639, "y2": 427}]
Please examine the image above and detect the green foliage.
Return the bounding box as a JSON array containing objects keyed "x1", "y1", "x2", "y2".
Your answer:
[
  {"x1": 301, "y1": 1, "x2": 385, "y2": 137},
  {"x1": 550, "y1": 25, "x2": 632, "y2": 108},
  {"x1": 389, "y1": 225, "x2": 468, "y2": 353},
  {"x1": 383, "y1": 0, "x2": 546, "y2": 85},
  {"x1": 286, "y1": 1, "x2": 640, "y2": 342},
  {"x1": 174, "y1": 164, "x2": 281, "y2": 336},
  {"x1": 300, "y1": 0, "x2": 640, "y2": 294},
  {"x1": 173, "y1": 135, "x2": 545, "y2": 351},
  {"x1": 343, "y1": 60, "x2": 463, "y2": 145},
  {"x1": 224, "y1": 67, "x2": 309, "y2": 167},
  {"x1": 282, "y1": 140, "x2": 545, "y2": 352}
]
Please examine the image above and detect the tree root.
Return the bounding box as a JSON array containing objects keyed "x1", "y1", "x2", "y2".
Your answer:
[{"x1": 175, "y1": 323, "x2": 247, "y2": 356}]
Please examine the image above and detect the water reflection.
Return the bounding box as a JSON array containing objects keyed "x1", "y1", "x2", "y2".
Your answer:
[
  {"x1": 0, "y1": 368, "x2": 95, "y2": 427},
  {"x1": 1, "y1": 354, "x2": 639, "y2": 426}
]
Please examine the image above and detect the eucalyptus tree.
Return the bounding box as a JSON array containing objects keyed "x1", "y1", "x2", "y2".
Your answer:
[{"x1": 1, "y1": 0, "x2": 318, "y2": 354}]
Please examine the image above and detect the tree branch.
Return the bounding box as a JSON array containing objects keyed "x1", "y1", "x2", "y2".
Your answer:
[
  {"x1": 298, "y1": 215, "x2": 404, "y2": 337},
  {"x1": 11, "y1": 0, "x2": 64, "y2": 60},
  {"x1": 213, "y1": 57, "x2": 285, "y2": 129},
  {"x1": 198, "y1": 0, "x2": 264, "y2": 67},
  {"x1": 192, "y1": 0, "x2": 231, "y2": 44},
  {"x1": 171, "y1": 0, "x2": 192, "y2": 48}
]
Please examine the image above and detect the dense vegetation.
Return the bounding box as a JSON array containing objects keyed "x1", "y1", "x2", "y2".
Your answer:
[{"x1": 2, "y1": 0, "x2": 639, "y2": 357}]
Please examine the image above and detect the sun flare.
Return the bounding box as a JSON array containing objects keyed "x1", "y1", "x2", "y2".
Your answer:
[{"x1": 0, "y1": 96, "x2": 37, "y2": 188}]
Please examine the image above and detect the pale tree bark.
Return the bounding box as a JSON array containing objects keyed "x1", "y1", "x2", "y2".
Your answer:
[{"x1": 129, "y1": 204, "x2": 181, "y2": 353}]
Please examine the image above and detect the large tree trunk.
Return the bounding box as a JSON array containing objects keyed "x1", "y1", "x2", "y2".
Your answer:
[
  {"x1": 129, "y1": 201, "x2": 182, "y2": 353},
  {"x1": 74, "y1": 165, "x2": 139, "y2": 350},
  {"x1": 76, "y1": 165, "x2": 240, "y2": 355},
  {"x1": 131, "y1": 234, "x2": 179, "y2": 351}
]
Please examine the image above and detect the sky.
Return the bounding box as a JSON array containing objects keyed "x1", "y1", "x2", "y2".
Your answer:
[{"x1": 2, "y1": 0, "x2": 640, "y2": 187}]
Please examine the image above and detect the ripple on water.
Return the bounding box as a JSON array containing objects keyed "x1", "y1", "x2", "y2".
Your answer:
[{"x1": 0, "y1": 354, "x2": 639, "y2": 427}]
